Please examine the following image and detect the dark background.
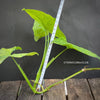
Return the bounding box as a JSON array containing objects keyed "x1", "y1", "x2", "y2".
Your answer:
[{"x1": 0, "y1": 0, "x2": 100, "y2": 81}]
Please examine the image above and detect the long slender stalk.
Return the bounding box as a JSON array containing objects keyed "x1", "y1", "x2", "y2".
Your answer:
[
  {"x1": 12, "y1": 57, "x2": 36, "y2": 93},
  {"x1": 12, "y1": 56, "x2": 100, "y2": 94},
  {"x1": 36, "y1": 67, "x2": 100, "y2": 94},
  {"x1": 46, "y1": 48, "x2": 67, "y2": 69},
  {"x1": 33, "y1": 33, "x2": 49, "y2": 89},
  {"x1": 34, "y1": 47, "x2": 67, "y2": 89},
  {"x1": 34, "y1": 43, "x2": 67, "y2": 89}
]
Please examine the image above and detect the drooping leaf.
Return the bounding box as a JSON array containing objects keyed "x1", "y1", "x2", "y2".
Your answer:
[
  {"x1": 0, "y1": 46, "x2": 22, "y2": 64},
  {"x1": 53, "y1": 37, "x2": 100, "y2": 60},
  {"x1": 11, "y1": 52, "x2": 39, "y2": 58},
  {"x1": 67, "y1": 43, "x2": 100, "y2": 60},
  {"x1": 33, "y1": 21, "x2": 49, "y2": 41},
  {"x1": 22, "y1": 8, "x2": 66, "y2": 41},
  {"x1": 0, "y1": 46, "x2": 38, "y2": 64}
]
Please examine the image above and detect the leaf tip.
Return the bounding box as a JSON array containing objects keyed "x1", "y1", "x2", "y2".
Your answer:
[
  {"x1": 22, "y1": 8, "x2": 26, "y2": 11},
  {"x1": 16, "y1": 46, "x2": 22, "y2": 51},
  {"x1": 98, "y1": 57, "x2": 100, "y2": 60},
  {"x1": 0, "y1": 62, "x2": 2, "y2": 64},
  {"x1": 36, "y1": 53, "x2": 39, "y2": 56},
  {"x1": 34, "y1": 37, "x2": 39, "y2": 42}
]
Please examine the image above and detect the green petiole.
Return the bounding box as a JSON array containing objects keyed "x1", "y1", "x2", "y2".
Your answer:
[
  {"x1": 35, "y1": 67, "x2": 100, "y2": 94},
  {"x1": 46, "y1": 48, "x2": 67, "y2": 69},
  {"x1": 33, "y1": 34, "x2": 67, "y2": 90},
  {"x1": 33, "y1": 33, "x2": 49, "y2": 89},
  {"x1": 12, "y1": 57, "x2": 36, "y2": 93},
  {"x1": 45, "y1": 67, "x2": 100, "y2": 91},
  {"x1": 33, "y1": 47, "x2": 67, "y2": 89},
  {"x1": 11, "y1": 57, "x2": 100, "y2": 94}
]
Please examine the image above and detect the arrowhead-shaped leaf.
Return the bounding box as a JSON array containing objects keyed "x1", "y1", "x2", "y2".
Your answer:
[
  {"x1": 22, "y1": 8, "x2": 66, "y2": 41},
  {"x1": 22, "y1": 8, "x2": 100, "y2": 60},
  {"x1": 0, "y1": 46, "x2": 38, "y2": 64},
  {"x1": 0, "y1": 46, "x2": 22, "y2": 64},
  {"x1": 53, "y1": 37, "x2": 100, "y2": 60}
]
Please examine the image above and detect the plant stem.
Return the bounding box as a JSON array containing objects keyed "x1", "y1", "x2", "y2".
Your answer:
[
  {"x1": 36, "y1": 67, "x2": 100, "y2": 94},
  {"x1": 46, "y1": 48, "x2": 67, "y2": 69},
  {"x1": 11, "y1": 57, "x2": 100, "y2": 95},
  {"x1": 12, "y1": 57, "x2": 36, "y2": 93},
  {"x1": 33, "y1": 47, "x2": 67, "y2": 89},
  {"x1": 34, "y1": 47, "x2": 67, "y2": 89},
  {"x1": 33, "y1": 33, "x2": 49, "y2": 89}
]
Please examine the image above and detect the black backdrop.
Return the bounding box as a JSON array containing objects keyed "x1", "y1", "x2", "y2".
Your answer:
[{"x1": 0, "y1": 0, "x2": 100, "y2": 81}]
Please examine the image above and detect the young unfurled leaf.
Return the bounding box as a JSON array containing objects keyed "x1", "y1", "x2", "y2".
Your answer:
[
  {"x1": 0, "y1": 46, "x2": 38, "y2": 64},
  {"x1": 22, "y1": 8, "x2": 66, "y2": 41},
  {"x1": 53, "y1": 37, "x2": 100, "y2": 60}
]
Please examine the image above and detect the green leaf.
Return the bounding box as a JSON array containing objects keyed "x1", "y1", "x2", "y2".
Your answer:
[
  {"x1": 53, "y1": 37, "x2": 100, "y2": 60},
  {"x1": 0, "y1": 46, "x2": 22, "y2": 64},
  {"x1": 67, "y1": 43, "x2": 100, "y2": 60},
  {"x1": 53, "y1": 37, "x2": 67, "y2": 46},
  {"x1": 11, "y1": 52, "x2": 39, "y2": 58},
  {"x1": 12, "y1": 57, "x2": 36, "y2": 93},
  {"x1": 0, "y1": 46, "x2": 38, "y2": 64},
  {"x1": 22, "y1": 8, "x2": 66, "y2": 41},
  {"x1": 33, "y1": 21, "x2": 49, "y2": 41}
]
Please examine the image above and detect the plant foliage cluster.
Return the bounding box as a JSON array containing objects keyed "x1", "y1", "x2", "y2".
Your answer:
[{"x1": 0, "y1": 8, "x2": 100, "y2": 94}]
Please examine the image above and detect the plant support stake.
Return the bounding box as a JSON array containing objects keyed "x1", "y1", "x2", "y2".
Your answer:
[{"x1": 37, "y1": 0, "x2": 65, "y2": 90}]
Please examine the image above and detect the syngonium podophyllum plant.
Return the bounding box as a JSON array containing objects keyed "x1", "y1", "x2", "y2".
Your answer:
[{"x1": 0, "y1": 8, "x2": 100, "y2": 94}]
